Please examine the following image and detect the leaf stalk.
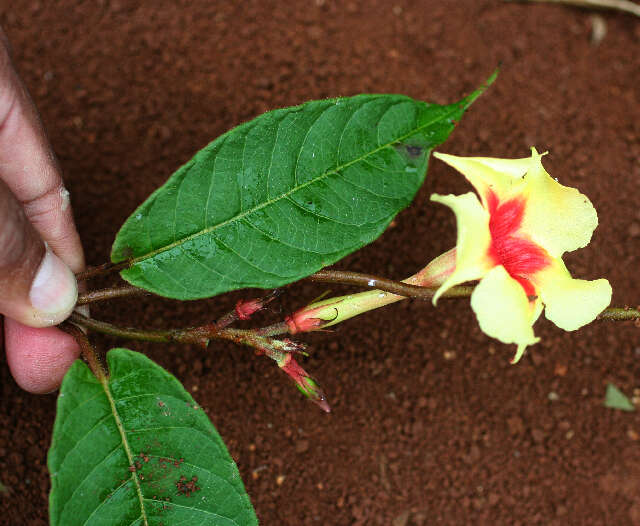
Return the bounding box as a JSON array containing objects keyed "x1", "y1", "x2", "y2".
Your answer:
[{"x1": 59, "y1": 322, "x2": 108, "y2": 380}]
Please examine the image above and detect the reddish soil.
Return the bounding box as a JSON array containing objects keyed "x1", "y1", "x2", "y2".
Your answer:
[{"x1": 1, "y1": 1, "x2": 640, "y2": 524}]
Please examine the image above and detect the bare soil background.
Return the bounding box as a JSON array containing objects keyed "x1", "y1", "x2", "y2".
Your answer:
[{"x1": 1, "y1": 1, "x2": 639, "y2": 524}]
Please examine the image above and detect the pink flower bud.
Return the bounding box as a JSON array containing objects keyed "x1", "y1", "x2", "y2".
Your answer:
[
  {"x1": 280, "y1": 354, "x2": 330, "y2": 413},
  {"x1": 284, "y1": 308, "x2": 323, "y2": 333},
  {"x1": 235, "y1": 298, "x2": 264, "y2": 320}
]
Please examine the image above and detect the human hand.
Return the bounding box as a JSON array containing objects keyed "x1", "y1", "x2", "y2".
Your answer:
[{"x1": 0, "y1": 28, "x2": 84, "y2": 393}]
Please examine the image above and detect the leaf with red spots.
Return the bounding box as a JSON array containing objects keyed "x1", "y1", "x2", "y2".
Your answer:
[{"x1": 48, "y1": 349, "x2": 257, "y2": 526}]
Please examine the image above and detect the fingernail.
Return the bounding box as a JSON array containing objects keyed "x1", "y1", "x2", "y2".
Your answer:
[{"x1": 29, "y1": 249, "x2": 78, "y2": 324}]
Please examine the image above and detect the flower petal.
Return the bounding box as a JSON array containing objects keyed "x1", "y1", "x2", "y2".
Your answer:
[
  {"x1": 434, "y1": 151, "x2": 530, "y2": 206},
  {"x1": 533, "y1": 258, "x2": 612, "y2": 330},
  {"x1": 430, "y1": 192, "x2": 493, "y2": 303},
  {"x1": 470, "y1": 265, "x2": 540, "y2": 362},
  {"x1": 520, "y1": 149, "x2": 598, "y2": 257}
]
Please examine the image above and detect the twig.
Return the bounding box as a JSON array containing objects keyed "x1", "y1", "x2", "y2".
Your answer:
[
  {"x1": 77, "y1": 285, "x2": 149, "y2": 305},
  {"x1": 597, "y1": 306, "x2": 640, "y2": 321},
  {"x1": 68, "y1": 311, "x2": 175, "y2": 343},
  {"x1": 72, "y1": 265, "x2": 638, "y2": 326},
  {"x1": 75, "y1": 267, "x2": 470, "y2": 308},
  {"x1": 309, "y1": 270, "x2": 638, "y2": 323},
  {"x1": 75, "y1": 261, "x2": 131, "y2": 281},
  {"x1": 503, "y1": 0, "x2": 640, "y2": 16},
  {"x1": 308, "y1": 269, "x2": 474, "y2": 299},
  {"x1": 67, "y1": 312, "x2": 304, "y2": 353},
  {"x1": 255, "y1": 322, "x2": 290, "y2": 337}
]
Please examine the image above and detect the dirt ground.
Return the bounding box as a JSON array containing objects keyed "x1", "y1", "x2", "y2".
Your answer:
[{"x1": 1, "y1": 1, "x2": 639, "y2": 524}]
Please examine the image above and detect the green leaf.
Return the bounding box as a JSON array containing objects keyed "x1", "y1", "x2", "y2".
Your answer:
[
  {"x1": 112, "y1": 74, "x2": 495, "y2": 299},
  {"x1": 604, "y1": 383, "x2": 636, "y2": 412},
  {"x1": 48, "y1": 349, "x2": 257, "y2": 526}
]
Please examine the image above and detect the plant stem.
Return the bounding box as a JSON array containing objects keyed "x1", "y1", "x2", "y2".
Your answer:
[
  {"x1": 77, "y1": 285, "x2": 149, "y2": 305},
  {"x1": 255, "y1": 322, "x2": 290, "y2": 337},
  {"x1": 75, "y1": 261, "x2": 130, "y2": 281},
  {"x1": 308, "y1": 269, "x2": 473, "y2": 299},
  {"x1": 73, "y1": 264, "x2": 638, "y2": 325},
  {"x1": 74, "y1": 267, "x2": 459, "y2": 308},
  {"x1": 59, "y1": 322, "x2": 108, "y2": 379},
  {"x1": 69, "y1": 311, "x2": 175, "y2": 342},
  {"x1": 309, "y1": 270, "x2": 639, "y2": 321},
  {"x1": 503, "y1": 0, "x2": 640, "y2": 16},
  {"x1": 68, "y1": 311, "x2": 296, "y2": 352},
  {"x1": 597, "y1": 307, "x2": 640, "y2": 321},
  {"x1": 301, "y1": 269, "x2": 640, "y2": 332}
]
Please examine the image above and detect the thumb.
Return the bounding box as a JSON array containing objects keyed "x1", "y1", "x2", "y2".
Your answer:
[{"x1": 0, "y1": 178, "x2": 77, "y2": 327}]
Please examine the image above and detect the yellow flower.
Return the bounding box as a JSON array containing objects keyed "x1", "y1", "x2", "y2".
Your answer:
[{"x1": 431, "y1": 148, "x2": 612, "y2": 363}]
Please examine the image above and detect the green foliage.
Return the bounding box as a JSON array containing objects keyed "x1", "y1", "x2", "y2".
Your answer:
[
  {"x1": 48, "y1": 349, "x2": 257, "y2": 526},
  {"x1": 604, "y1": 383, "x2": 635, "y2": 412},
  {"x1": 112, "y1": 77, "x2": 494, "y2": 299}
]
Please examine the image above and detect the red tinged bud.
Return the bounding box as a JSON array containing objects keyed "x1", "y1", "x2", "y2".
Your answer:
[
  {"x1": 280, "y1": 354, "x2": 331, "y2": 413},
  {"x1": 285, "y1": 312, "x2": 325, "y2": 334},
  {"x1": 235, "y1": 298, "x2": 264, "y2": 320},
  {"x1": 285, "y1": 301, "x2": 340, "y2": 334}
]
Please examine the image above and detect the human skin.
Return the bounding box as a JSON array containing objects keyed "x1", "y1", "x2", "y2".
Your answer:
[{"x1": 0, "y1": 28, "x2": 84, "y2": 393}]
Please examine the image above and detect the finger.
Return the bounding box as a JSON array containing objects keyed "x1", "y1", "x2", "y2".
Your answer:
[
  {"x1": 4, "y1": 320, "x2": 80, "y2": 393},
  {"x1": 0, "y1": 29, "x2": 83, "y2": 393},
  {"x1": 0, "y1": 178, "x2": 77, "y2": 326},
  {"x1": 0, "y1": 33, "x2": 84, "y2": 272}
]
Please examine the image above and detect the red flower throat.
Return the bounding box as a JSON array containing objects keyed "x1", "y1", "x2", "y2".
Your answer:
[{"x1": 486, "y1": 190, "x2": 549, "y2": 299}]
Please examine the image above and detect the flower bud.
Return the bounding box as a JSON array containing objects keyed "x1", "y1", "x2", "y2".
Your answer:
[
  {"x1": 285, "y1": 301, "x2": 341, "y2": 334},
  {"x1": 235, "y1": 298, "x2": 264, "y2": 320},
  {"x1": 280, "y1": 354, "x2": 331, "y2": 413}
]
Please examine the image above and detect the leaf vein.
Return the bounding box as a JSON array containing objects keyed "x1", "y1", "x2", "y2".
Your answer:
[
  {"x1": 61, "y1": 445, "x2": 123, "y2": 525},
  {"x1": 55, "y1": 412, "x2": 113, "y2": 477},
  {"x1": 202, "y1": 138, "x2": 224, "y2": 232},
  {"x1": 101, "y1": 377, "x2": 149, "y2": 525},
  {"x1": 211, "y1": 232, "x2": 290, "y2": 280},
  {"x1": 292, "y1": 102, "x2": 334, "y2": 186},
  {"x1": 336, "y1": 98, "x2": 383, "y2": 162},
  {"x1": 241, "y1": 218, "x2": 324, "y2": 255},
  {"x1": 143, "y1": 498, "x2": 241, "y2": 524},
  {"x1": 284, "y1": 194, "x2": 354, "y2": 226},
  {"x1": 126, "y1": 98, "x2": 463, "y2": 273},
  {"x1": 265, "y1": 113, "x2": 284, "y2": 200}
]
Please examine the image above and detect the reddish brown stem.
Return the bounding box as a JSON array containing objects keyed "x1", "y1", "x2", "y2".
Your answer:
[
  {"x1": 69, "y1": 311, "x2": 175, "y2": 343},
  {"x1": 73, "y1": 264, "x2": 637, "y2": 324},
  {"x1": 68, "y1": 311, "x2": 291, "y2": 351},
  {"x1": 77, "y1": 285, "x2": 149, "y2": 305},
  {"x1": 75, "y1": 261, "x2": 130, "y2": 281},
  {"x1": 308, "y1": 270, "x2": 637, "y2": 323},
  {"x1": 308, "y1": 269, "x2": 474, "y2": 299},
  {"x1": 59, "y1": 322, "x2": 108, "y2": 379}
]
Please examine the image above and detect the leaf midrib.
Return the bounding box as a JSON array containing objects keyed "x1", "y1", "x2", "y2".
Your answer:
[
  {"x1": 100, "y1": 375, "x2": 149, "y2": 526},
  {"x1": 127, "y1": 102, "x2": 461, "y2": 267}
]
